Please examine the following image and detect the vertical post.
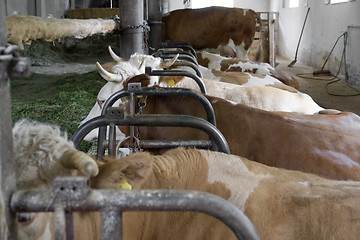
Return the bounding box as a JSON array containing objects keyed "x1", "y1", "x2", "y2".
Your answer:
[
  {"x1": 119, "y1": 0, "x2": 145, "y2": 58},
  {"x1": 0, "y1": 0, "x2": 17, "y2": 239},
  {"x1": 148, "y1": 0, "x2": 164, "y2": 50}
]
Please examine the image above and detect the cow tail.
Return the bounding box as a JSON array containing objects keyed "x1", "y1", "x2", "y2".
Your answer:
[{"x1": 255, "y1": 12, "x2": 263, "y2": 62}]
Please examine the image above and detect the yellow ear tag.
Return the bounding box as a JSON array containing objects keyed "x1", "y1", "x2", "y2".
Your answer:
[
  {"x1": 168, "y1": 79, "x2": 176, "y2": 86},
  {"x1": 116, "y1": 178, "x2": 132, "y2": 190}
]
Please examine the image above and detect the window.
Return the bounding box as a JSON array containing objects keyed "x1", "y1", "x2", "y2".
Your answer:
[
  {"x1": 192, "y1": 0, "x2": 233, "y2": 9},
  {"x1": 331, "y1": 0, "x2": 348, "y2": 3},
  {"x1": 289, "y1": 0, "x2": 299, "y2": 8},
  {"x1": 325, "y1": 0, "x2": 354, "y2": 4}
]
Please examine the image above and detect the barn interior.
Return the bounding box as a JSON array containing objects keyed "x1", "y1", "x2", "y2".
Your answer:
[
  {"x1": 3, "y1": 0, "x2": 360, "y2": 115},
  {"x1": 1, "y1": 0, "x2": 360, "y2": 239}
]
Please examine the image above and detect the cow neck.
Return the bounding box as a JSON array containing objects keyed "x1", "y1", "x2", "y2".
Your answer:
[{"x1": 140, "y1": 148, "x2": 210, "y2": 190}]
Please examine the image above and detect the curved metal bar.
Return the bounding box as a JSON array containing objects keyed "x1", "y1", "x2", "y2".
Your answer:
[
  {"x1": 153, "y1": 50, "x2": 196, "y2": 60},
  {"x1": 170, "y1": 60, "x2": 203, "y2": 78},
  {"x1": 11, "y1": 188, "x2": 260, "y2": 240},
  {"x1": 72, "y1": 113, "x2": 230, "y2": 154},
  {"x1": 93, "y1": 87, "x2": 214, "y2": 159},
  {"x1": 145, "y1": 68, "x2": 206, "y2": 94},
  {"x1": 101, "y1": 87, "x2": 213, "y2": 123},
  {"x1": 159, "y1": 41, "x2": 197, "y2": 58},
  {"x1": 157, "y1": 52, "x2": 198, "y2": 65}
]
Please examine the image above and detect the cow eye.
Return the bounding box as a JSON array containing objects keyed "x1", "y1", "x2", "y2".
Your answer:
[{"x1": 17, "y1": 212, "x2": 35, "y2": 223}]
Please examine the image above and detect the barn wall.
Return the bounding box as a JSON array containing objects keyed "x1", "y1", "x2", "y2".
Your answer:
[
  {"x1": 270, "y1": 0, "x2": 360, "y2": 85},
  {"x1": 4, "y1": 0, "x2": 69, "y2": 18},
  {"x1": 233, "y1": 0, "x2": 269, "y2": 12}
]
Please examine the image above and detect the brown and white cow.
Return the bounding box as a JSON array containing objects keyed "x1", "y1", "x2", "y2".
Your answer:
[
  {"x1": 161, "y1": 7, "x2": 262, "y2": 59},
  {"x1": 81, "y1": 47, "x2": 178, "y2": 141},
  {"x1": 14, "y1": 119, "x2": 259, "y2": 240},
  {"x1": 196, "y1": 51, "x2": 299, "y2": 89},
  {"x1": 117, "y1": 93, "x2": 360, "y2": 181},
  {"x1": 16, "y1": 130, "x2": 360, "y2": 240}
]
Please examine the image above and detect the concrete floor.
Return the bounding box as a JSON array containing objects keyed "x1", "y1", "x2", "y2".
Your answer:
[{"x1": 276, "y1": 56, "x2": 360, "y2": 116}]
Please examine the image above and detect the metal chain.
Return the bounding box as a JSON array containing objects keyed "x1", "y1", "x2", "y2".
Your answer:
[{"x1": 134, "y1": 96, "x2": 148, "y2": 152}]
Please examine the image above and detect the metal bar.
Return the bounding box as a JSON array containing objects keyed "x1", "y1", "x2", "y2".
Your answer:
[
  {"x1": 145, "y1": 69, "x2": 206, "y2": 94},
  {"x1": 101, "y1": 88, "x2": 214, "y2": 125},
  {"x1": 11, "y1": 188, "x2": 259, "y2": 240},
  {"x1": 96, "y1": 126, "x2": 107, "y2": 160},
  {"x1": 108, "y1": 124, "x2": 116, "y2": 157},
  {"x1": 65, "y1": 211, "x2": 74, "y2": 240},
  {"x1": 129, "y1": 92, "x2": 136, "y2": 147},
  {"x1": 101, "y1": 207, "x2": 122, "y2": 240},
  {"x1": 153, "y1": 50, "x2": 197, "y2": 60},
  {"x1": 54, "y1": 204, "x2": 66, "y2": 240},
  {"x1": 159, "y1": 41, "x2": 197, "y2": 58},
  {"x1": 171, "y1": 60, "x2": 203, "y2": 78},
  {"x1": 154, "y1": 52, "x2": 198, "y2": 65},
  {"x1": 72, "y1": 113, "x2": 230, "y2": 154},
  {"x1": 121, "y1": 139, "x2": 212, "y2": 149}
]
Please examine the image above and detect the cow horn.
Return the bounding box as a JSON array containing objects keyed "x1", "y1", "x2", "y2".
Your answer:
[
  {"x1": 160, "y1": 54, "x2": 179, "y2": 69},
  {"x1": 108, "y1": 46, "x2": 125, "y2": 62},
  {"x1": 96, "y1": 62, "x2": 124, "y2": 83},
  {"x1": 61, "y1": 149, "x2": 99, "y2": 177}
]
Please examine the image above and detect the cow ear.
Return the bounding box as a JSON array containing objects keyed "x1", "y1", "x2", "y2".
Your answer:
[
  {"x1": 123, "y1": 74, "x2": 151, "y2": 89},
  {"x1": 92, "y1": 152, "x2": 154, "y2": 189},
  {"x1": 120, "y1": 152, "x2": 154, "y2": 188}
]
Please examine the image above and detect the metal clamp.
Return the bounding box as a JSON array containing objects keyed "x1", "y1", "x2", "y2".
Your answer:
[{"x1": 0, "y1": 44, "x2": 31, "y2": 80}]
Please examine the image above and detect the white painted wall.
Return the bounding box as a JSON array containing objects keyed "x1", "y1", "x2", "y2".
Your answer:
[{"x1": 271, "y1": 0, "x2": 360, "y2": 85}]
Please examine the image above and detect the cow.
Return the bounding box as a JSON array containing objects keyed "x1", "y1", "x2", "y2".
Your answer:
[
  {"x1": 156, "y1": 74, "x2": 323, "y2": 114},
  {"x1": 13, "y1": 119, "x2": 100, "y2": 240},
  {"x1": 196, "y1": 51, "x2": 299, "y2": 89},
  {"x1": 161, "y1": 7, "x2": 262, "y2": 59},
  {"x1": 116, "y1": 93, "x2": 360, "y2": 181},
  {"x1": 14, "y1": 124, "x2": 360, "y2": 240}
]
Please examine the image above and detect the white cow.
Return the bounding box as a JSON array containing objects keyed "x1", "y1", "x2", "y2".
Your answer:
[
  {"x1": 156, "y1": 75, "x2": 324, "y2": 114},
  {"x1": 196, "y1": 51, "x2": 299, "y2": 89}
]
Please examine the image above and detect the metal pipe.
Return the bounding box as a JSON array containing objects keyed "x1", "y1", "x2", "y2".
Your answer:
[
  {"x1": 148, "y1": 0, "x2": 163, "y2": 50},
  {"x1": 119, "y1": 0, "x2": 146, "y2": 58},
  {"x1": 159, "y1": 41, "x2": 197, "y2": 58},
  {"x1": 71, "y1": 113, "x2": 230, "y2": 154},
  {"x1": 11, "y1": 188, "x2": 259, "y2": 240},
  {"x1": 171, "y1": 60, "x2": 203, "y2": 78},
  {"x1": 146, "y1": 69, "x2": 206, "y2": 94},
  {"x1": 101, "y1": 207, "x2": 122, "y2": 240},
  {"x1": 101, "y1": 88, "x2": 214, "y2": 124}
]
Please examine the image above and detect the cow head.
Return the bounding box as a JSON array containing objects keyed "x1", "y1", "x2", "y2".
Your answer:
[
  {"x1": 13, "y1": 119, "x2": 99, "y2": 240},
  {"x1": 80, "y1": 47, "x2": 178, "y2": 141}
]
